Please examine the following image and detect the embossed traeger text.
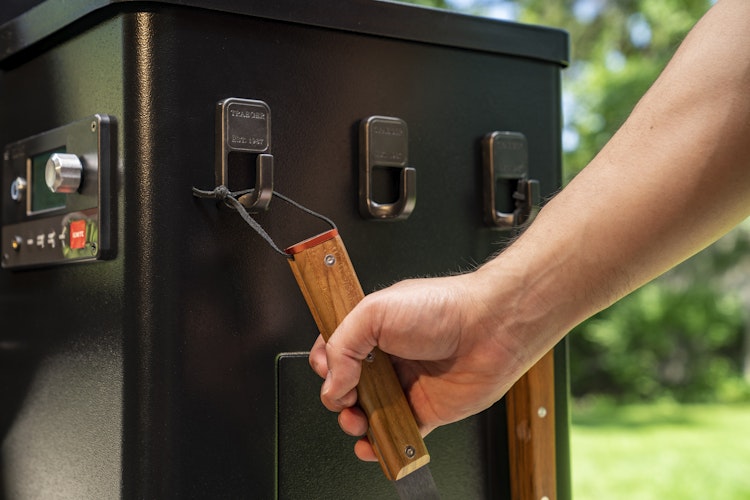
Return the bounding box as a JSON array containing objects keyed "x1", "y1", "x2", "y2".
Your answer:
[
  {"x1": 372, "y1": 125, "x2": 404, "y2": 137},
  {"x1": 230, "y1": 109, "x2": 266, "y2": 120},
  {"x1": 495, "y1": 140, "x2": 525, "y2": 150}
]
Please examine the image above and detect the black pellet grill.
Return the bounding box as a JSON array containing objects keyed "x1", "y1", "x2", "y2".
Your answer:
[{"x1": 0, "y1": 1, "x2": 570, "y2": 498}]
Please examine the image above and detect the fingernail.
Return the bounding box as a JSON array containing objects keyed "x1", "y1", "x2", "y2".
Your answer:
[{"x1": 321, "y1": 371, "x2": 332, "y2": 396}]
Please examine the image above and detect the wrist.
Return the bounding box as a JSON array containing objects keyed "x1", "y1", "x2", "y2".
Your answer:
[{"x1": 470, "y1": 230, "x2": 584, "y2": 369}]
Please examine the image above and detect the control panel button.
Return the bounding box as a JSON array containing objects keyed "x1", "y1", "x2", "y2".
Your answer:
[
  {"x1": 45, "y1": 153, "x2": 83, "y2": 194},
  {"x1": 69, "y1": 220, "x2": 87, "y2": 249},
  {"x1": 10, "y1": 177, "x2": 27, "y2": 202}
]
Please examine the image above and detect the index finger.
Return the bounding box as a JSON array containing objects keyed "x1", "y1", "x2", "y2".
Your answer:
[{"x1": 309, "y1": 334, "x2": 328, "y2": 379}]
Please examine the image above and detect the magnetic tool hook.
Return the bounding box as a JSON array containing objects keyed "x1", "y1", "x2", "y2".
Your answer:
[{"x1": 191, "y1": 185, "x2": 337, "y2": 257}]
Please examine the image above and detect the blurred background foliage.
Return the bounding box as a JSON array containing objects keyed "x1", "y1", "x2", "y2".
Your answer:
[{"x1": 399, "y1": 0, "x2": 750, "y2": 403}]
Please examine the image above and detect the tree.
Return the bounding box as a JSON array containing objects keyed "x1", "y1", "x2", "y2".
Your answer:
[
  {"x1": 517, "y1": 0, "x2": 750, "y2": 400},
  {"x1": 515, "y1": 0, "x2": 711, "y2": 180},
  {"x1": 398, "y1": 0, "x2": 750, "y2": 401}
]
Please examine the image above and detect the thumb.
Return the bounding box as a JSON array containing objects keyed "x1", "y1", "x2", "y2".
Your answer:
[{"x1": 321, "y1": 297, "x2": 381, "y2": 411}]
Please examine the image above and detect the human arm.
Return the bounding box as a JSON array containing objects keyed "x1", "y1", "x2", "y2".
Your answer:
[{"x1": 309, "y1": 0, "x2": 750, "y2": 461}]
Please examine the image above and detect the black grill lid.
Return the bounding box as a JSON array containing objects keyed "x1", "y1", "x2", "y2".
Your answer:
[{"x1": 0, "y1": 0, "x2": 569, "y2": 67}]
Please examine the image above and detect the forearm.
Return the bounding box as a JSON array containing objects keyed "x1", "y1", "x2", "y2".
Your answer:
[
  {"x1": 477, "y1": 0, "x2": 750, "y2": 364},
  {"x1": 314, "y1": 1, "x2": 750, "y2": 445}
]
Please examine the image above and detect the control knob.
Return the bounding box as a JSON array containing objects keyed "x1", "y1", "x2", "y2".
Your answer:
[
  {"x1": 10, "y1": 177, "x2": 27, "y2": 202},
  {"x1": 46, "y1": 153, "x2": 83, "y2": 194}
]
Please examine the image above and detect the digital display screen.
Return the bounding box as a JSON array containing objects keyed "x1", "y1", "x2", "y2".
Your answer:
[{"x1": 30, "y1": 147, "x2": 67, "y2": 214}]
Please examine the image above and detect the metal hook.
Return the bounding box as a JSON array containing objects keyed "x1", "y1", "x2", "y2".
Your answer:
[
  {"x1": 235, "y1": 153, "x2": 273, "y2": 210},
  {"x1": 482, "y1": 131, "x2": 540, "y2": 230},
  {"x1": 215, "y1": 98, "x2": 274, "y2": 212},
  {"x1": 359, "y1": 116, "x2": 416, "y2": 221}
]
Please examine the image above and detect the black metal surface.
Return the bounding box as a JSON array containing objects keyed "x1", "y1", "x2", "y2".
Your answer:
[
  {"x1": 0, "y1": 1, "x2": 569, "y2": 498},
  {"x1": 0, "y1": 0, "x2": 45, "y2": 26},
  {"x1": 0, "y1": 0, "x2": 569, "y2": 67},
  {"x1": 278, "y1": 353, "x2": 492, "y2": 500},
  {"x1": 0, "y1": 9, "x2": 124, "y2": 499}
]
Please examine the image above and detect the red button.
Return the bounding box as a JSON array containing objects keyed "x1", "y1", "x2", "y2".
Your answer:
[{"x1": 69, "y1": 220, "x2": 86, "y2": 249}]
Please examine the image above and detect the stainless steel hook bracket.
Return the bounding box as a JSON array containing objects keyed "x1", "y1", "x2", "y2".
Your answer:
[
  {"x1": 215, "y1": 98, "x2": 273, "y2": 212},
  {"x1": 482, "y1": 131, "x2": 540, "y2": 230},
  {"x1": 359, "y1": 116, "x2": 416, "y2": 220}
]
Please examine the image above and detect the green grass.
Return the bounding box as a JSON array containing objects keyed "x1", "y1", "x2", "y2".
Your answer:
[{"x1": 570, "y1": 402, "x2": 750, "y2": 499}]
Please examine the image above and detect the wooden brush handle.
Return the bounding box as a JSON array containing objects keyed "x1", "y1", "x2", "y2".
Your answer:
[
  {"x1": 506, "y1": 349, "x2": 557, "y2": 500},
  {"x1": 286, "y1": 229, "x2": 430, "y2": 481}
]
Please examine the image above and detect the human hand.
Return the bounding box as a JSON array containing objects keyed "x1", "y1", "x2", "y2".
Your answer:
[{"x1": 308, "y1": 271, "x2": 532, "y2": 461}]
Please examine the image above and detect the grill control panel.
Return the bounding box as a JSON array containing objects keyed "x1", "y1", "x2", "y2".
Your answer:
[{"x1": 1, "y1": 115, "x2": 115, "y2": 269}]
